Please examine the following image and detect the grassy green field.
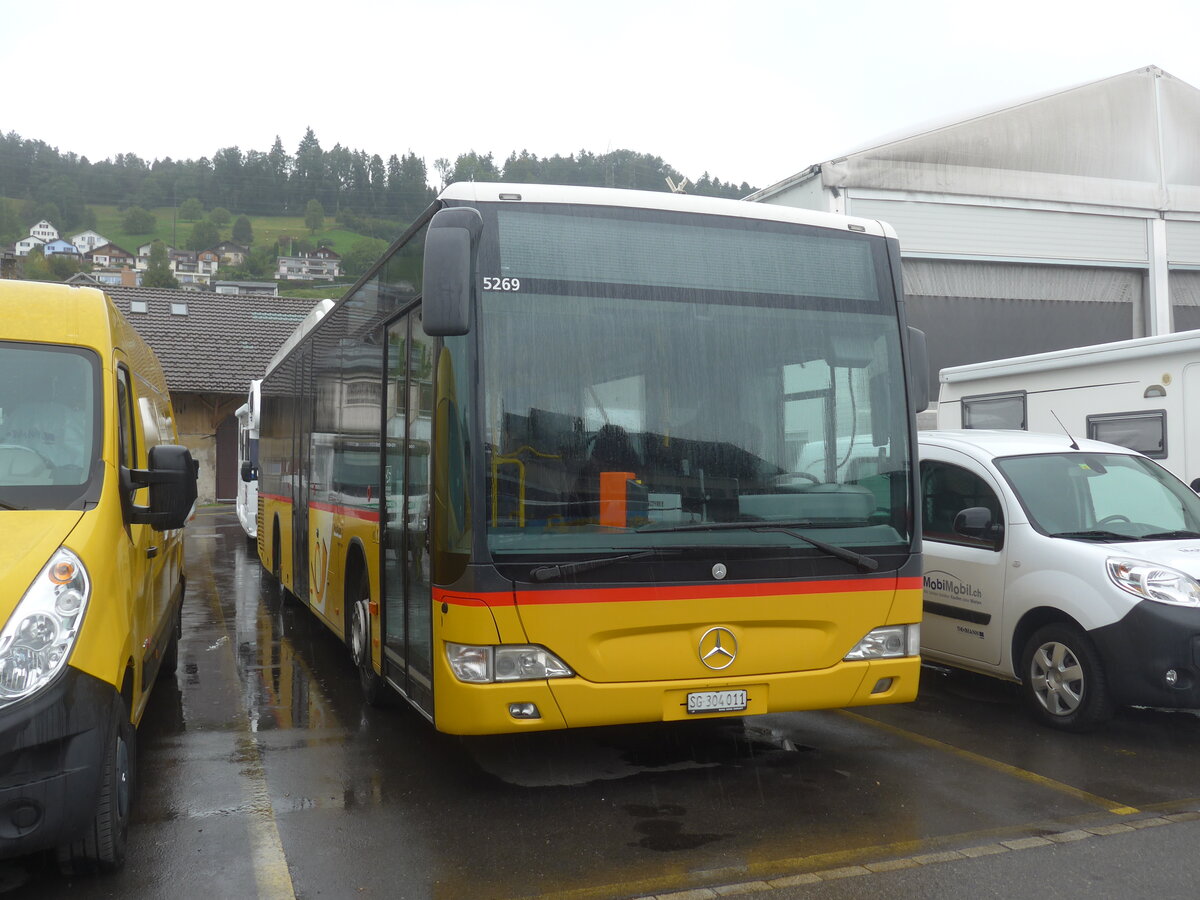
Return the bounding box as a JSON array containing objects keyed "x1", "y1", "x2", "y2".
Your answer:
[{"x1": 88, "y1": 205, "x2": 368, "y2": 256}]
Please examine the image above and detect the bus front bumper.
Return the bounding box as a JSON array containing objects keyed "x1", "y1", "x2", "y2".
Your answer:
[
  {"x1": 433, "y1": 656, "x2": 920, "y2": 735},
  {"x1": 0, "y1": 667, "x2": 115, "y2": 859}
]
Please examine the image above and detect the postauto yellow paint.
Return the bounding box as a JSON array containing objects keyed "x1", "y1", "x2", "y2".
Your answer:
[{"x1": 0, "y1": 281, "x2": 197, "y2": 872}]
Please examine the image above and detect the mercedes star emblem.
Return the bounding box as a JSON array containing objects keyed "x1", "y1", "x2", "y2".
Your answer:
[{"x1": 698, "y1": 626, "x2": 738, "y2": 670}]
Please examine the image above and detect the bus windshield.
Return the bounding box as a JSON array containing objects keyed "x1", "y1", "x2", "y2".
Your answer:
[
  {"x1": 478, "y1": 204, "x2": 912, "y2": 558},
  {"x1": 0, "y1": 341, "x2": 101, "y2": 510}
]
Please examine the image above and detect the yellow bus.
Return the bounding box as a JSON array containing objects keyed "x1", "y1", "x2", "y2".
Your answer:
[{"x1": 255, "y1": 183, "x2": 928, "y2": 734}]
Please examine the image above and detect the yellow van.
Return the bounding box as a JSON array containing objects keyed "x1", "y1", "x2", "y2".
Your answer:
[{"x1": 0, "y1": 281, "x2": 197, "y2": 872}]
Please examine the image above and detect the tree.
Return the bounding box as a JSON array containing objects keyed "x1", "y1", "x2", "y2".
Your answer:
[
  {"x1": 304, "y1": 199, "x2": 325, "y2": 234},
  {"x1": 232, "y1": 215, "x2": 253, "y2": 245},
  {"x1": 20, "y1": 246, "x2": 51, "y2": 281},
  {"x1": 343, "y1": 237, "x2": 389, "y2": 279},
  {"x1": 188, "y1": 219, "x2": 220, "y2": 251},
  {"x1": 122, "y1": 206, "x2": 156, "y2": 234},
  {"x1": 209, "y1": 207, "x2": 232, "y2": 227},
  {"x1": 142, "y1": 240, "x2": 178, "y2": 288},
  {"x1": 178, "y1": 197, "x2": 204, "y2": 221}
]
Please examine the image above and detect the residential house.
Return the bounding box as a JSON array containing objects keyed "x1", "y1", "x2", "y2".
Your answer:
[
  {"x1": 214, "y1": 280, "x2": 278, "y2": 296},
  {"x1": 43, "y1": 238, "x2": 81, "y2": 258},
  {"x1": 105, "y1": 286, "x2": 322, "y2": 503},
  {"x1": 14, "y1": 235, "x2": 45, "y2": 257},
  {"x1": 169, "y1": 249, "x2": 209, "y2": 288},
  {"x1": 211, "y1": 240, "x2": 248, "y2": 266},
  {"x1": 136, "y1": 242, "x2": 176, "y2": 269},
  {"x1": 277, "y1": 247, "x2": 341, "y2": 281},
  {"x1": 197, "y1": 249, "x2": 220, "y2": 279},
  {"x1": 67, "y1": 268, "x2": 140, "y2": 287},
  {"x1": 70, "y1": 230, "x2": 110, "y2": 255},
  {"x1": 28, "y1": 220, "x2": 58, "y2": 242},
  {"x1": 86, "y1": 242, "x2": 137, "y2": 269}
]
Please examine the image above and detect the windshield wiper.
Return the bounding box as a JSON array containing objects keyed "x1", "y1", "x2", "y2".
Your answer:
[
  {"x1": 1049, "y1": 530, "x2": 1134, "y2": 542},
  {"x1": 1140, "y1": 530, "x2": 1200, "y2": 540},
  {"x1": 0, "y1": 499, "x2": 23, "y2": 511},
  {"x1": 636, "y1": 519, "x2": 878, "y2": 572},
  {"x1": 529, "y1": 549, "x2": 680, "y2": 583}
]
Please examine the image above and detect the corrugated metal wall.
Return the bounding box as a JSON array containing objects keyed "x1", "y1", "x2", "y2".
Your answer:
[{"x1": 901, "y1": 259, "x2": 1140, "y2": 388}]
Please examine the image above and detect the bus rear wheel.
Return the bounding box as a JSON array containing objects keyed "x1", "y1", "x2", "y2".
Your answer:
[{"x1": 348, "y1": 568, "x2": 386, "y2": 706}]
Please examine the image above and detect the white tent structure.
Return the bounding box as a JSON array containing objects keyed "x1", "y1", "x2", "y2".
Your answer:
[{"x1": 748, "y1": 66, "x2": 1200, "y2": 388}]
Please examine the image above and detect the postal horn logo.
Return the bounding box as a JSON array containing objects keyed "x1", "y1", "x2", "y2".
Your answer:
[{"x1": 699, "y1": 626, "x2": 738, "y2": 670}]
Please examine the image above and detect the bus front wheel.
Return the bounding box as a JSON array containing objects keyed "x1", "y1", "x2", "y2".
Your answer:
[{"x1": 348, "y1": 568, "x2": 386, "y2": 706}]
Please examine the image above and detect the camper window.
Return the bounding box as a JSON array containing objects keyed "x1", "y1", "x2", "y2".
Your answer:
[
  {"x1": 1086, "y1": 410, "x2": 1167, "y2": 459},
  {"x1": 962, "y1": 391, "x2": 1026, "y2": 430}
]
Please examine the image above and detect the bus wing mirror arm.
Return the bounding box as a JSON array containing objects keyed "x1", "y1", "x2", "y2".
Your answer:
[{"x1": 423, "y1": 207, "x2": 484, "y2": 336}]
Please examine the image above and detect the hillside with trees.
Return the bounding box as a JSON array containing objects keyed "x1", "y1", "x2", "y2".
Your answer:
[{"x1": 0, "y1": 129, "x2": 759, "y2": 287}]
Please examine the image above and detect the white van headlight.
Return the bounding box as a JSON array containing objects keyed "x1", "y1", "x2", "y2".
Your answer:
[
  {"x1": 844, "y1": 624, "x2": 920, "y2": 660},
  {"x1": 445, "y1": 642, "x2": 573, "y2": 683},
  {"x1": 0, "y1": 548, "x2": 90, "y2": 708},
  {"x1": 1107, "y1": 558, "x2": 1200, "y2": 607}
]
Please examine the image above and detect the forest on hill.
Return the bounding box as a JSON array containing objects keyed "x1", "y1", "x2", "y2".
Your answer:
[{"x1": 0, "y1": 127, "x2": 759, "y2": 246}]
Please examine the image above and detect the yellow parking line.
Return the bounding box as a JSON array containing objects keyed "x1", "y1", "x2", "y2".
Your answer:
[{"x1": 837, "y1": 710, "x2": 1139, "y2": 815}]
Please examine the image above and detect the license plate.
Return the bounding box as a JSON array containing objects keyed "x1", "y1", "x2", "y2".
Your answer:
[{"x1": 686, "y1": 689, "x2": 748, "y2": 714}]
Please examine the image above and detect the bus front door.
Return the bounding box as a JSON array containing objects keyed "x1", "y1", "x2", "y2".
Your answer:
[{"x1": 382, "y1": 313, "x2": 435, "y2": 713}]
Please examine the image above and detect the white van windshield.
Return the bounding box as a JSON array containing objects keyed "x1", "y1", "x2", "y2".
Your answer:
[
  {"x1": 0, "y1": 342, "x2": 102, "y2": 510},
  {"x1": 995, "y1": 452, "x2": 1200, "y2": 540}
]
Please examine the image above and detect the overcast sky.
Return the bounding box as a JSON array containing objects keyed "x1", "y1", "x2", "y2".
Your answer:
[{"x1": 6, "y1": 0, "x2": 1200, "y2": 191}]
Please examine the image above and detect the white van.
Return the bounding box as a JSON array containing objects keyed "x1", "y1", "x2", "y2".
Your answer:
[{"x1": 919, "y1": 429, "x2": 1200, "y2": 730}]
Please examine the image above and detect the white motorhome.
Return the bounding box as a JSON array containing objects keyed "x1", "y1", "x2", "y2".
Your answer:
[{"x1": 937, "y1": 330, "x2": 1200, "y2": 488}]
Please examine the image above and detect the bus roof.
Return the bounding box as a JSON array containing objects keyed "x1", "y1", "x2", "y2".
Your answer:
[
  {"x1": 437, "y1": 182, "x2": 897, "y2": 239},
  {"x1": 264, "y1": 299, "x2": 336, "y2": 376}
]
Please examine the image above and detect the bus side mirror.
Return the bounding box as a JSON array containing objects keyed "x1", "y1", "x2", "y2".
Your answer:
[
  {"x1": 423, "y1": 207, "x2": 483, "y2": 336},
  {"x1": 907, "y1": 326, "x2": 930, "y2": 413},
  {"x1": 241, "y1": 460, "x2": 257, "y2": 482},
  {"x1": 127, "y1": 444, "x2": 199, "y2": 531}
]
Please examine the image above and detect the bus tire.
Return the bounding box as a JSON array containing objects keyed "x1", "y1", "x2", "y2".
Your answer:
[
  {"x1": 348, "y1": 567, "x2": 386, "y2": 706},
  {"x1": 1020, "y1": 623, "x2": 1114, "y2": 731},
  {"x1": 57, "y1": 696, "x2": 134, "y2": 874}
]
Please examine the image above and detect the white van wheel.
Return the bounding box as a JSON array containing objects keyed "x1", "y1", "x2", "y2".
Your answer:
[{"x1": 1020, "y1": 623, "x2": 1114, "y2": 731}]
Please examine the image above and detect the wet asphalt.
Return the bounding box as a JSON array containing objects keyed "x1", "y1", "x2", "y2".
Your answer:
[{"x1": 4, "y1": 506, "x2": 1200, "y2": 899}]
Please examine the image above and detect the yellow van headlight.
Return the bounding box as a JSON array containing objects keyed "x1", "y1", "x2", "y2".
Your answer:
[{"x1": 0, "y1": 548, "x2": 90, "y2": 708}]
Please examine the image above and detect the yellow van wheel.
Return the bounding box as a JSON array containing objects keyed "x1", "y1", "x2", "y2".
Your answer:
[{"x1": 57, "y1": 696, "x2": 134, "y2": 874}]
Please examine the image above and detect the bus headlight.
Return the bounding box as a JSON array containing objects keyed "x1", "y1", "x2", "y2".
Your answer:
[
  {"x1": 445, "y1": 642, "x2": 573, "y2": 683},
  {"x1": 1108, "y1": 558, "x2": 1200, "y2": 607},
  {"x1": 0, "y1": 548, "x2": 91, "y2": 708},
  {"x1": 844, "y1": 624, "x2": 920, "y2": 660}
]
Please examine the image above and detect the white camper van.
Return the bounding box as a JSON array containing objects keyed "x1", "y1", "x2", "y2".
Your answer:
[{"x1": 937, "y1": 330, "x2": 1200, "y2": 489}]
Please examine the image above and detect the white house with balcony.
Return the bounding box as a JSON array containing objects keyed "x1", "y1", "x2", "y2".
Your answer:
[{"x1": 277, "y1": 247, "x2": 341, "y2": 281}]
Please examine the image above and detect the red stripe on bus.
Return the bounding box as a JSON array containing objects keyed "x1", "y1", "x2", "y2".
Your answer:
[
  {"x1": 258, "y1": 494, "x2": 380, "y2": 523},
  {"x1": 309, "y1": 500, "x2": 380, "y2": 523},
  {"x1": 435, "y1": 577, "x2": 922, "y2": 608}
]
